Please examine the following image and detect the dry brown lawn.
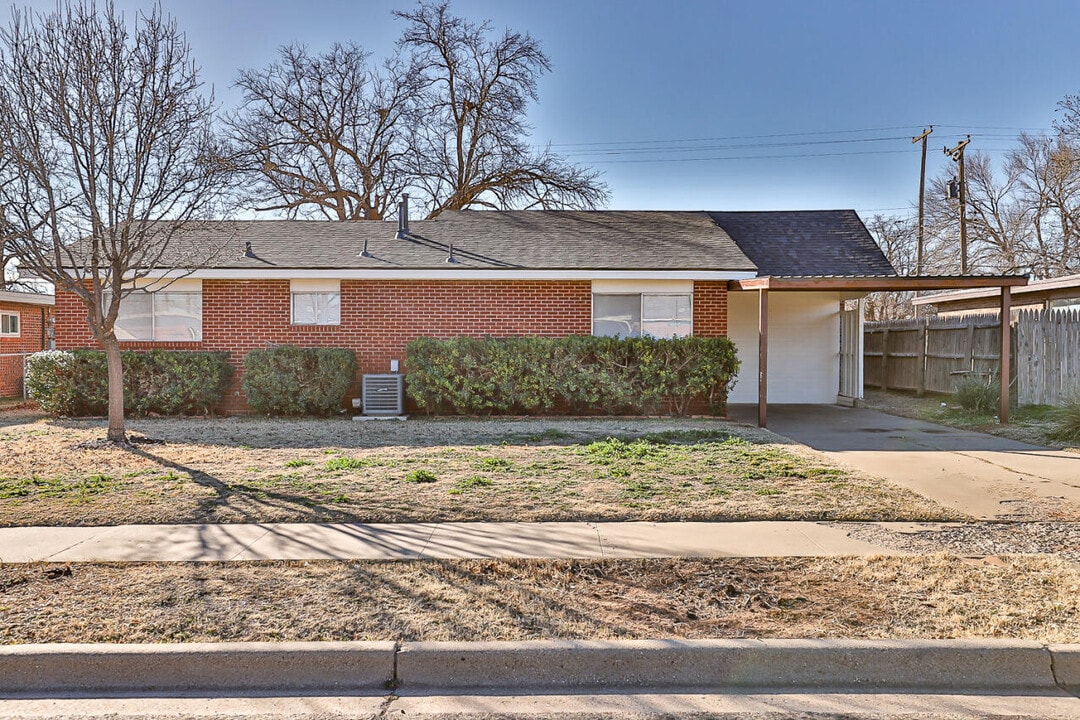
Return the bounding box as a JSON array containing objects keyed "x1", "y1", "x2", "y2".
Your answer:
[
  {"x1": 2, "y1": 555, "x2": 1077, "y2": 644},
  {"x1": 0, "y1": 414, "x2": 961, "y2": 526}
]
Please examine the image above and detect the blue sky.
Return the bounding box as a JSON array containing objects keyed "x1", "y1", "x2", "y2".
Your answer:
[{"x1": 16, "y1": 0, "x2": 1080, "y2": 217}]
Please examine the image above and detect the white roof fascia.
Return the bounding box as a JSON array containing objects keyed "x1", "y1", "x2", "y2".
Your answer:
[
  {"x1": 131, "y1": 269, "x2": 759, "y2": 282},
  {"x1": 0, "y1": 291, "x2": 55, "y2": 306}
]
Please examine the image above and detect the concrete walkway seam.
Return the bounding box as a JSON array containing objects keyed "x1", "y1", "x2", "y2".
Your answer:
[
  {"x1": 1051, "y1": 645, "x2": 1080, "y2": 692},
  {"x1": 0, "y1": 639, "x2": 1066, "y2": 696}
]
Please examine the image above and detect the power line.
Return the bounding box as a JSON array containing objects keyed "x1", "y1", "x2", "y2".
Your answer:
[
  {"x1": 561, "y1": 135, "x2": 910, "y2": 158},
  {"x1": 541, "y1": 125, "x2": 928, "y2": 149},
  {"x1": 587, "y1": 147, "x2": 1018, "y2": 165}
]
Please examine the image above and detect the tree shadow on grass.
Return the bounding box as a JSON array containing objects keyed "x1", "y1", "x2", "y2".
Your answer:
[{"x1": 125, "y1": 445, "x2": 372, "y2": 525}]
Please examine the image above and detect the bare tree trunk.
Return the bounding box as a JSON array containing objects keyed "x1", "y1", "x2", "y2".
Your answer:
[{"x1": 102, "y1": 335, "x2": 127, "y2": 443}]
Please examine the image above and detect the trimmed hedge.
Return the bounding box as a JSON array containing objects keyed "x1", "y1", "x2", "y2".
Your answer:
[
  {"x1": 25, "y1": 349, "x2": 232, "y2": 416},
  {"x1": 405, "y1": 335, "x2": 739, "y2": 416},
  {"x1": 242, "y1": 345, "x2": 358, "y2": 416}
]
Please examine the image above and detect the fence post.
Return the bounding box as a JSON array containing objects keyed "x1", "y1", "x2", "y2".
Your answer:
[
  {"x1": 880, "y1": 328, "x2": 890, "y2": 391},
  {"x1": 916, "y1": 322, "x2": 927, "y2": 396},
  {"x1": 965, "y1": 322, "x2": 976, "y2": 373}
]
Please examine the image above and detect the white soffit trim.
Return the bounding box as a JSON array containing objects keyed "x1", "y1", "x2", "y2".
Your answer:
[
  {"x1": 291, "y1": 278, "x2": 341, "y2": 292},
  {"x1": 133, "y1": 277, "x2": 202, "y2": 292},
  {"x1": 138, "y1": 269, "x2": 757, "y2": 281},
  {"x1": 0, "y1": 291, "x2": 54, "y2": 306},
  {"x1": 592, "y1": 279, "x2": 693, "y2": 293}
]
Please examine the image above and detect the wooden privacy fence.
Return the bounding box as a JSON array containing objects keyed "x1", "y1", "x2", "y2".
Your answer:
[
  {"x1": 865, "y1": 314, "x2": 1003, "y2": 396},
  {"x1": 1015, "y1": 308, "x2": 1080, "y2": 406},
  {"x1": 865, "y1": 309, "x2": 1080, "y2": 405}
]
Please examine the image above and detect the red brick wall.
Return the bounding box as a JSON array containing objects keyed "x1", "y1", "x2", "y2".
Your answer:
[
  {"x1": 0, "y1": 300, "x2": 50, "y2": 398},
  {"x1": 53, "y1": 278, "x2": 729, "y2": 413},
  {"x1": 692, "y1": 281, "x2": 728, "y2": 337}
]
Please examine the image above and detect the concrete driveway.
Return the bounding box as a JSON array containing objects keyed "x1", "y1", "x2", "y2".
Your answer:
[{"x1": 729, "y1": 404, "x2": 1080, "y2": 520}]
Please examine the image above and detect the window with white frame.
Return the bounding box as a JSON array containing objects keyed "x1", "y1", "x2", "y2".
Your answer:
[
  {"x1": 592, "y1": 293, "x2": 692, "y2": 339},
  {"x1": 0, "y1": 312, "x2": 19, "y2": 337},
  {"x1": 291, "y1": 279, "x2": 341, "y2": 325},
  {"x1": 110, "y1": 279, "x2": 202, "y2": 341}
]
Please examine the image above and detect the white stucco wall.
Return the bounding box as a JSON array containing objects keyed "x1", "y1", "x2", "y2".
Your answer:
[{"x1": 726, "y1": 291, "x2": 842, "y2": 404}]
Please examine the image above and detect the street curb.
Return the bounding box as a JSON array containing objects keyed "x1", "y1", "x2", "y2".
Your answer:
[
  {"x1": 0, "y1": 639, "x2": 1067, "y2": 695},
  {"x1": 0, "y1": 642, "x2": 395, "y2": 694},
  {"x1": 396, "y1": 639, "x2": 1056, "y2": 691},
  {"x1": 1051, "y1": 644, "x2": 1080, "y2": 692}
]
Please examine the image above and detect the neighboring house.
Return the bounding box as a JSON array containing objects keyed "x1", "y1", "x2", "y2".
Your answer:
[
  {"x1": 51, "y1": 208, "x2": 1021, "y2": 420},
  {"x1": 0, "y1": 290, "x2": 54, "y2": 398},
  {"x1": 912, "y1": 273, "x2": 1080, "y2": 318}
]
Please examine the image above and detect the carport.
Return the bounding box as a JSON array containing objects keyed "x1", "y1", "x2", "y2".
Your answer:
[{"x1": 729, "y1": 275, "x2": 1029, "y2": 428}]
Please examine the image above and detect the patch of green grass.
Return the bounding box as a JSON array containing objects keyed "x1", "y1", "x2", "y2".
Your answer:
[
  {"x1": 1015, "y1": 404, "x2": 1058, "y2": 423},
  {"x1": 755, "y1": 487, "x2": 784, "y2": 496},
  {"x1": 640, "y1": 428, "x2": 734, "y2": 444},
  {"x1": 0, "y1": 474, "x2": 115, "y2": 499},
  {"x1": 474, "y1": 457, "x2": 513, "y2": 471},
  {"x1": 405, "y1": 469, "x2": 438, "y2": 484},
  {"x1": 580, "y1": 437, "x2": 666, "y2": 463},
  {"x1": 1049, "y1": 397, "x2": 1080, "y2": 442},
  {"x1": 620, "y1": 478, "x2": 661, "y2": 499},
  {"x1": 523, "y1": 428, "x2": 572, "y2": 442},
  {"x1": 710, "y1": 438, "x2": 840, "y2": 480},
  {"x1": 449, "y1": 475, "x2": 494, "y2": 495},
  {"x1": 284, "y1": 458, "x2": 313, "y2": 468},
  {"x1": 323, "y1": 457, "x2": 372, "y2": 472}
]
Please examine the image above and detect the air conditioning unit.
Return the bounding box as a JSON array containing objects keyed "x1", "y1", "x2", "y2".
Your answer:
[{"x1": 361, "y1": 374, "x2": 404, "y2": 416}]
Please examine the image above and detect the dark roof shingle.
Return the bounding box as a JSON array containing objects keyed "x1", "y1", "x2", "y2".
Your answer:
[
  {"x1": 706, "y1": 210, "x2": 895, "y2": 277},
  {"x1": 163, "y1": 210, "x2": 758, "y2": 272}
]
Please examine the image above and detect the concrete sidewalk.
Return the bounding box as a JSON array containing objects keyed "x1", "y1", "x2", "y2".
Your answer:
[
  {"x1": 731, "y1": 404, "x2": 1080, "y2": 520},
  {"x1": 0, "y1": 520, "x2": 928, "y2": 563}
]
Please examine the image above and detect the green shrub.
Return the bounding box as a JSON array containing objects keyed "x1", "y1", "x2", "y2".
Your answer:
[
  {"x1": 953, "y1": 376, "x2": 1000, "y2": 415},
  {"x1": 405, "y1": 335, "x2": 739, "y2": 416},
  {"x1": 24, "y1": 350, "x2": 81, "y2": 415},
  {"x1": 1049, "y1": 396, "x2": 1080, "y2": 443},
  {"x1": 242, "y1": 346, "x2": 358, "y2": 416},
  {"x1": 25, "y1": 349, "x2": 232, "y2": 416}
]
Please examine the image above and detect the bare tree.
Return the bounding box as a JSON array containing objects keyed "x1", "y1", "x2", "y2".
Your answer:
[
  {"x1": 1010, "y1": 132, "x2": 1080, "y2": 277},
  {"x1": 961, "y1": 152, "x2": 1030, "y2": 274},
  {"x1": 397, "y1": 1, "x2": 607, "y2": 217},
  {"x1": 228, "y1": 43, "x2": 418, "y2": 221},
  {"x1": 0, "y1": 1, "x2": 229, "y2": 442},
  {"x1": 863, "y1": 214, "x2": 918, "y2": 321}
]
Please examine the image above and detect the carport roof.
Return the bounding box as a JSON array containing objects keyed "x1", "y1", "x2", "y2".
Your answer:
[{"x1": 730, "y1": 274, "x2": 1029, "y2": 291}]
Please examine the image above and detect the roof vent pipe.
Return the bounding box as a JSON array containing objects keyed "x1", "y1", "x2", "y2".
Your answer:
[
  {"x1": 243, "y1": 241, "x2": 255, "y2": 258},
  {"x1": 396, "y1": 193, "x2": 410, "y2": 239},
  {"x1": 446, "y1": 242, "x2": 458, "y2": 264}
]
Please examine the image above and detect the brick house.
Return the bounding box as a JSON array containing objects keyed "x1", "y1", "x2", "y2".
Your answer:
[
  {"x1": 53, "y1": 208, "x2": 897, "y2": 416},
  {"x1": 0, "y1": 290, "x2": 53, "y2": 398}
]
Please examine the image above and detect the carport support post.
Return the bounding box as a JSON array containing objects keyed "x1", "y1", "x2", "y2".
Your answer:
[
  {"x1": 758, "y1": 288, "x2": 769, "y2": 428},
  {"x1": 999, "y1": 285, "x2": 1011, "y2": 424}
]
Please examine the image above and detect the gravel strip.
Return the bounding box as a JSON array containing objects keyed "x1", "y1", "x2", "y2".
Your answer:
[{"x1": 841, "y1": 522, "x2": 1080, "y2": 563}]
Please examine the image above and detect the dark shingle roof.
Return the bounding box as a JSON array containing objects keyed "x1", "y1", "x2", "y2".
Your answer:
[
  {"x1": 79, "y1": 209, "x2": 894, "y2": 277},
  {"x1": 706, "y1": 210, "x2": 895, "y2": 277},
  {"x1": 163, "y1": 211, "x2": 758, "y2": 272}
]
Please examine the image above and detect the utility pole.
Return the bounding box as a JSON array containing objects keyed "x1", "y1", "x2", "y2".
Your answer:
[
  {"x1": 912, "y1": 126, "x2": 933, "y2": 276},
  {"x1": 945, "y1": 135, "x2": 971, "y2": 275}
]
